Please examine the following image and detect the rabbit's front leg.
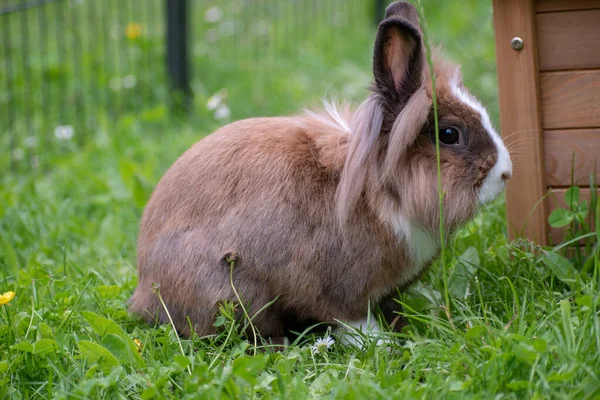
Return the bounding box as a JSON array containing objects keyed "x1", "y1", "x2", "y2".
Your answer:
[{"x1": 376, "y1": 291, "x2": 408, "y2": 333}]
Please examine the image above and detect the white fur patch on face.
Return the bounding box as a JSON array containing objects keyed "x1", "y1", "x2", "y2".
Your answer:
[
  {"x1": 449, "y1": 73, "x2": 512, "y2": 204},
  {"x1": 392, "y1": 215, "x2": 439, "y2": 283}
]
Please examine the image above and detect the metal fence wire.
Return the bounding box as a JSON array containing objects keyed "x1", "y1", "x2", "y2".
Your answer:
[{"x1": 1, "y1": 0, "x2": 383, "y2": 169}]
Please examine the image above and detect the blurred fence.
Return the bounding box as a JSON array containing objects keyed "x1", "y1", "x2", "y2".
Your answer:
[
  {"x1": 1, "y1": 0, "x2": 380, "y2": 169},
  {"x1": 1, "y1": 0, "x2": 166, "y2": 166}
]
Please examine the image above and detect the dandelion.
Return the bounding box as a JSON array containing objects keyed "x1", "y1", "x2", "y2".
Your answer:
[
  {"x1": 54, "y1": 125, "x2": 74, "y2": 141},
  {"x1": 204, "y1": 6, "x2": 223, "y2": 23},
  {"x1": 122, "y1": 74, "x2": 137, "y2": 89},
  {"x1": 311, "y1": 336, "x2": 335, "y2": 355},
  {"x1": 206, "y1": 92, "x2": 223, "y2": 111},
  {"x1": 1, "y1": 292, "x2": 15, "y2": 341},
  {"x1": 134, "y1": 338, "x2": 143, "y2": 353},
  {"x1": 23, "y1": 136, "x2": 37, "y2": 148},
  {"x1": 214, "y1": 104, "x2": 231, "y2": 120},
  {"x1": 0, "y1": 291, "x2": 15, "y2": 305},
  {"x1": 125, "y1": 22, "x2": 142, "y2": 40}
]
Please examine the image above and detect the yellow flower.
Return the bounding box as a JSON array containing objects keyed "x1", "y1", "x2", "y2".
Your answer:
[
  {"x1": 125, "y1": 23, "x2": 142, "y2": 40},
  {"x1": 134, "y1": 339, "x2": 143, "y2": 352},
  {"x1": 0, "y1": 291, "x2": 15, "y2": 305}
]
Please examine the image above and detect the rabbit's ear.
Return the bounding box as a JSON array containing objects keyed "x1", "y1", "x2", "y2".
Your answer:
[{"x1": 373, "y1": 2, "x2": 424, "y2": 111}]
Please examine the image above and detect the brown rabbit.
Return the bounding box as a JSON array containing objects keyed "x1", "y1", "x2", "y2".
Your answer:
[{"x1": 130, "y1": 1, "x2": 512, "y2": 342}]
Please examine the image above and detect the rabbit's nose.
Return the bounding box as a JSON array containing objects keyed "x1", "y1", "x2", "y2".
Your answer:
[{"x1": 501, "y1": 171, "x2": 512, "y2": 181}]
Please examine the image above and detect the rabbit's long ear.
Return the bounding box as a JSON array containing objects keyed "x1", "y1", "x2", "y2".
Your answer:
[{"x1": 372, "y1": 2, "x2": 424, "y2": 116}]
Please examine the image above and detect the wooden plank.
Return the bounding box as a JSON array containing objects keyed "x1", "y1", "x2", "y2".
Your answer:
[
  {"x1": 541, "y1": 70, "x2": 600, "y2": 130},
  {"x1": 493, "y1": 0, "x2": 549, "y2": 244},
  {"x1": 536, "y1": 0, "x2": 600, "y2": 13},
  {"x1": 537, "y1": 10, "x2": 600, "y2": 71},
  {"x1": 548, "y1": 188, "x2": 598, "y2": 245},
  {"x1": 544, "y1": 129, "x2": 600, "y2": 186}
]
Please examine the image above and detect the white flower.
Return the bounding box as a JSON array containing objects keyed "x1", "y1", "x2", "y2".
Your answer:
[
  {"x1": 214, "y1": 104, "x2": 231, "y2": 120},
  {"x1": 206, "y1": 92, "x2": 223, "y2": 110},
  {"x1": 122, "y1": 75, "x2": 137, "y2": 89},
  {"x1": 204, "y1": 6, "x2": 223, "y2": 23},
  {"x1": 403, "y1": 340, "x2": 416, "y2": 351},
  {"x1": 23, "y1": 136, "x2": 37, "y2": 148},
  {"x1": 311, "y1": 336, "x2": 335, "y2": 355},
  {"x1": 54, "y1": 125, "x2": 74, "y2": 141}
]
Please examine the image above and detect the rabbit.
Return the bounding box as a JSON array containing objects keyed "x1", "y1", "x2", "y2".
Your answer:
[{"x1": 130, "y1": 1, "x2": 512, "y2": 343}]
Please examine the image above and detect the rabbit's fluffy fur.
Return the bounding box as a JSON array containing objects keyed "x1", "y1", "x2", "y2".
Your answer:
[{"x1": 130, "y1": 1, "x2": 512, "y2": 341}]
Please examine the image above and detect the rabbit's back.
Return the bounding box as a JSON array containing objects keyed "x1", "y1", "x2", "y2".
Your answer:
[{"x1": 140, "y1": 117, "x2": 337, "y2": 238}]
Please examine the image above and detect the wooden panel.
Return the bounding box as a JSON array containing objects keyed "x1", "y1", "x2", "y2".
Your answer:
[
  {"x1": 537, "y1": 10, "x2": 600, "y2": 71},
  {"x1": 548, "y1": 188, "x2": 598, "y2": 244},
  {"x1": 541, "y1": 70, "x2": 600, "y2": 130},
  {"x1": 493, "y1": 0, "x2": 548, "y2": 244},
  {"x1": 545, "y1": 129, "x2": 600, "y2": 186},
  {"x1": 536, "y1": 0, "x2": 600, "y2": 12}
]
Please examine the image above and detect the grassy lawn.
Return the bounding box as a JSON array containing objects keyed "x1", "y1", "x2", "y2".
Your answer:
[{"x1": 1, "y1": 0, "x2": 599, "y2": 398}]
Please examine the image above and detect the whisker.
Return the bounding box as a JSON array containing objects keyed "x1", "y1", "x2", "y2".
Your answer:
[
  {"x1": 505, "y1": 137, "x2": 544, "y2": 147},
  {"x1": 500, "y1": 128, "x2": 544, "y2": 141},
  {"x1": 506, "y1": 149, "x2": 527, "y2": 155},
  {"x1": 505, "y1": 136, "x2": 583, "y2": 148},
  {"x1": 506, "y1": 152, "x2": 528, "y2": 159}
]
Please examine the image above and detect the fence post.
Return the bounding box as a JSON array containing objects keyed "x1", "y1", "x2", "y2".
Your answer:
[
  {"x1": 166, "y1": 0, "x2": 191, "y2": 110},
  {"x1": 374, "y1": 0, "x2": 386, "y2": 25}
]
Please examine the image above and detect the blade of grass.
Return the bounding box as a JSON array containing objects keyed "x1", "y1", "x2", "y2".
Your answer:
[
  {"x1": 227, "y1": 254, "x2": 258, "y2": 356},
  {"x1": 152, "y1": 282, "x2": 192, "y2": 376},
  {"x1": 56, "y1": 278, "x2": 92, "y2": 335},
  {"x1": 413, "y1": 0, "x2": 452, "y2": 328}
]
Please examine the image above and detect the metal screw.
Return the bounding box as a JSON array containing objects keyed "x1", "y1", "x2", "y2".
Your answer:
[{"x1": 511, "y1": 37, "x2": 524, "y2": 51}]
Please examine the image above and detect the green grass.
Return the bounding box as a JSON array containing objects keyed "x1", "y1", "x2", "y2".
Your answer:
[{"x1": 1, "y1": 1, "x2": 600, "y2": 398}]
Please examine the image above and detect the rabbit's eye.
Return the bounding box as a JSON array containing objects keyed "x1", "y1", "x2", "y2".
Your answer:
[{"x1": 438, "y1": 127, "x2": 460, "y2": 145}]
